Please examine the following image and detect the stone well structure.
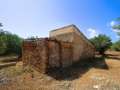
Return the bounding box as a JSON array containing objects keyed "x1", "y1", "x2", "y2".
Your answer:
[{"x1": 22, "y1": 25, "x2": 95, "y2": 73}]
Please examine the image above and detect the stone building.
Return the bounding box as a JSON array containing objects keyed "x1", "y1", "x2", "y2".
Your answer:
[
  {"x1": 22, "y1": 25, "x2": 95, "y2": 73},
  {"x1": 50, "y1": 24, "x2": 95, "y2": 62}
]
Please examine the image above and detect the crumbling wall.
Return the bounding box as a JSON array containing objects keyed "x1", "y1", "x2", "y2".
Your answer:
[
  {"x1": 22, "y1": 39, "x2": 48, "y2": 73},
  {"x1": 48, "y1": 40, "x2": 61, "y2": 68},
  {"x1": 22, "y1": 38, "x2": 73, "y2": 72}
]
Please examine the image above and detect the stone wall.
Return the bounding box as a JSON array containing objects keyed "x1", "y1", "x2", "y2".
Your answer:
[
  {"x1": 22, "y1": 39, "x2": 48, "y2": 73},
  {"x1": 72, "y1": 32, "x2": 95, "y2": 62},
  {"x1": 22, "y1": 38, "x2": 73, "y2": 73},
  {"x1": 60, "y1": 42, "x2": 73, "y2": 67},
  {"x1": 48, "y1": 39, "x2": 61, "y2": 68}
]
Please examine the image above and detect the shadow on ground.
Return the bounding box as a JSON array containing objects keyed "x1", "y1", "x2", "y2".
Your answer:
[
  {"x1": 105, "y1": 54, "x2": 120, "y2": 60},
  {"x1": 46, "y1": 56, "x2": 108, "y2": 81}
]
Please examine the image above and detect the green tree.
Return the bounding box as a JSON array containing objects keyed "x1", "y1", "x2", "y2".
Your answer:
[
  {"x1": 111, "y1": 40, "x2": 120, "y2": 51},
  {"x1": 90, "y1": 34, "x2": 112, "y2": 55},
  {"x1": 0, "y1": 23, "x2": 23, "y2": 56},
  {"x1": 6, "y1": 34, "x2": 23, "y2": 56},
  {"x1": 0, "y1": 23, "x2": 7, "y2": 55},
  {"x1": 112, "y1": 17, "x2": 120, "y2": 36},
  {"x1": 0, "y1": 37, "x2": 7, "y2": 55}
]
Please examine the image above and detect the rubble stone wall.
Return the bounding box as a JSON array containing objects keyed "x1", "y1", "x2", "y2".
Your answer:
[
  {"x1": 48, "y1": 40, "x2": 61, "y2": 68},
  {"x1": 22, "y1": 38, "x2": 73, "y2": 72},
  {"x1": 22, "y1": 39, "x2": 48, "y2": 73}
]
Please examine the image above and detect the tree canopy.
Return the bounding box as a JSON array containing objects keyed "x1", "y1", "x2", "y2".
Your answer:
[
  {"x1": 112, "y1": 17, "x2": 120, "y2": 36},
  {"x1": 111, "y1": 40, "x2": 120, "y2": 51},
  {"x1": 0, "y1": 23, "x2": 23, "y2": 56},
  {"x1": 90, "y1": 34, "x2": 112, "y2": 55}
]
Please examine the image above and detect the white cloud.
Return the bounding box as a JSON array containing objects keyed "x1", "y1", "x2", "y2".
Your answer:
[
  {"x1": 110, "y1": 21, "x2": 116, "y2": 27},
  {"x1": 110, "y1": 21, "x2": 120, "y2": 33},
  {"x1": 112, "y1": 29, "x2": 120, "y2": 33},
  {"x1": 87, "y1": 28, "x2": 99, "y2": 38}
]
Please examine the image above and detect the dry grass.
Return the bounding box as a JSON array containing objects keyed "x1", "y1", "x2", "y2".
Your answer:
[{"x1": 0, "y1": 51, "x2": 120, "y2": 90}]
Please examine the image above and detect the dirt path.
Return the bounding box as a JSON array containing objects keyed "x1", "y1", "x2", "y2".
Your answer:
[
  {"x1": 72, "y1": 60, "x2": 120, "y2": 90},
  {"x1": 72, "y1": 51, "x2": 120, "y2": 90}
]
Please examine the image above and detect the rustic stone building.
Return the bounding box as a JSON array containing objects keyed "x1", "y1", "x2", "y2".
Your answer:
[
  {"x1": 22, "y1": 25, "x2": 95, "y2": 73},
  {"x1": 22, "y1": 38, "x2": 73, "y2": 73},
  {"x1": 50, "y1": 24, "x2": 95, "y2": 62}
]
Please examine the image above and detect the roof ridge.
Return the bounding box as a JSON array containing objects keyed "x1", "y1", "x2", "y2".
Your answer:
[
  {"x1": 50, "y1": 24, "x2": 94, "y2": 48},
  {"x1": 50, "y1": 24, "x2": 75, "y2": 32}
]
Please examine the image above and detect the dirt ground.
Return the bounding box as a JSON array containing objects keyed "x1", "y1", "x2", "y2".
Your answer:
[{"x1": 0, "y1": 51, "x2": 120, "y2": 90}]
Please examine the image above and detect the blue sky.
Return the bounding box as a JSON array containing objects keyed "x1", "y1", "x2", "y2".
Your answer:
[{"x1": 0, "y1": 0, "x2": 120, "y2": 41}]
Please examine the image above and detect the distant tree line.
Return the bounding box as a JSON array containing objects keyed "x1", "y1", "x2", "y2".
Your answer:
[{"x1": 0, "y1": 23, "x2": 23, "y2": 56}]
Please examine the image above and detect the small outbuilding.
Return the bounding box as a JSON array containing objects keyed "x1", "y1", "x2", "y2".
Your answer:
[{"x1": 22, "y1": 25, "x2": 95, "y2": 73}]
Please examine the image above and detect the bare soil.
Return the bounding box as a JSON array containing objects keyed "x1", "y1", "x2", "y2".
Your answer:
[{"x1": 0, "y1": 51, "x2": 120, "y2": 90}]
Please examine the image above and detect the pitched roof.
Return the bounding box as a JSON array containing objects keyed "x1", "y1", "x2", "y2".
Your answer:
[
  {"x1": 50, "y1": 24, "x2": 75, "y2": 32},
  {"x1": 50, "y1": 24, "x2": 94, "y2": 48}
]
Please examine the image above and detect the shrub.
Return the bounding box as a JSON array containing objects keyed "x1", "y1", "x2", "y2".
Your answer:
[
  {"x1": 111, "y1": 41, "x2": 120, "y2": 51},
  {"x1": 0, "y1": 30, "x2": 23, "y2": 56},
  {"x1": 90, "y1": 34, "x2": 112, "y2": 55}
]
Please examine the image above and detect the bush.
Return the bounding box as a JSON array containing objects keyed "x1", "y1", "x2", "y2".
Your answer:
[
  {"x1": 0, "y1": 42, "x2": 7, "y2": 55},
  {"x1": 90, "y1": 34, "x2": 112, "y2": 55},
  {"x1": 111, "y1": 41, "x2": 120, "y2": 51},
  {"x1": 0, "y1": 30, "x2": 23, "y2": 56}
]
